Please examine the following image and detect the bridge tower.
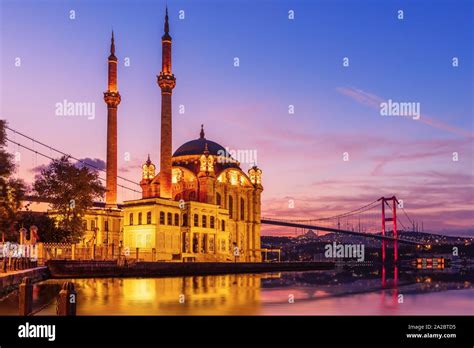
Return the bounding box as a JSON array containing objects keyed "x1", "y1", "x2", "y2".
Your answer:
[{"x1": 379, "y1": 196, "x2": 398, "y2": 263}]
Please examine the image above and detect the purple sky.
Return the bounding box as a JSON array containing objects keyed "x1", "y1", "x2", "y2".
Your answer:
[{"x1": 1, "y1": 0, "x2": 472, "y2": 236}]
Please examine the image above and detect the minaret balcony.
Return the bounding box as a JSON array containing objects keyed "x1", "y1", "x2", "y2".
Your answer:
[
  {"x1": 103, "y1": 91, "x2": 121, "y2": 107},
  {"x1": 157, "y1": 72, "x2": 176, "y2": 92}
]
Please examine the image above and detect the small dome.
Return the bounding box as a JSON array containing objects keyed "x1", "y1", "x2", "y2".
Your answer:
[{"x1": 142, "y1": 154, "x2": 156, "y2": 179}]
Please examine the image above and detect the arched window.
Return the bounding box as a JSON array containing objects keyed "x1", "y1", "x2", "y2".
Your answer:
[
  {"x1": 159, "y1": 211, "x2": 165, "y2": 224},
  {"x1": 83, "y1": 220, "x2": 88, "y2": 230},
  {"x1": 194, "y1": 214, "x2": 199, "y2": 227},
  {"x1": 210, "y1": 216, "x2": 215, "y2": 229},
  {"x1": 167, "y1": 212, "x2": 172, "y2": 225},
  {"x1": 216, "y1": 192, "x2": 221, "y2": 207},
  {"x1": 228, "y1": 196, "x2": 233, "y2": 219},
  {"x1": 240, "y1": 198, "x2": 245, "y2": 220},
  {"x1": 138, "y1": 212, "x2": 142, "y2": 225},
  {"x1": 182, "y1": 213, "x2": 188, "y2": 227},
  {"x1": 129, "y1": 214, "x2": 133, "y2": 226},
  {"x1": 104, "y1": 221, "x2": 109, "y2": 231},
  {"x1": 221, "y1": 220, "x2": 225, "y2": 231},
  {"x1": 174, "y1": 213, "x2": 179, "y2": 226},
  {"x1": 189, "y1": 191, "x2": 196, "y2": 201},
  {"x1": 202, "y1": 215, "x2": 207, "y2": 228},
  {"x1": 147, "y1": 212, "x2": 152, "y2": 224}
]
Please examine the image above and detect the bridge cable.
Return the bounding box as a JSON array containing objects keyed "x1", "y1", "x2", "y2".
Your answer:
[
  {"x1": 6, "y1": 137, "x2": 141, "y2": 194},
  {"x1": 5, "y1": 126, "x2": 140, "y2": 187}
]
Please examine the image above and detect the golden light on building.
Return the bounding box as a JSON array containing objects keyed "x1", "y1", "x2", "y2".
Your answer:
[
  {"x1": 142, "y1": 155, "x2": 156, "y2": 180},
  {"x1": 229, "y1": 171, "x2": 238, "y2": 186},
  {"x1": 172, "y1": 168, "x2": 183, "y2": 184}
]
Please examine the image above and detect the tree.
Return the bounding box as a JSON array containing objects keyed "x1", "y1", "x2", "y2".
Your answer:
[
  {"x1": 0, "y1": 120, "x2": 27, "y2": 241},
  {"x1": 15, "y1": 212, "x2": 70, "y2": 243},
  {"x1": 0, "y1": 119, "x2": 14, "y2": 177},
  {"x1": 33, "y1": 155, "x2": 106, "y2": 243}
]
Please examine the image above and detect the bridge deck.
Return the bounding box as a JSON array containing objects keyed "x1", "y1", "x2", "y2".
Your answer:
[{"x1": 261, "y1": 219, "x2": 422, "y2": 245}]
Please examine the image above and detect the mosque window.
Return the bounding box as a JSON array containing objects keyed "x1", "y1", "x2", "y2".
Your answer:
[
  {"x1": 228, "y1": 196, "x2": 233, "y2": 219},
  {"x1": 147, "y1": 212, "x2": 152, "y2": 224},
  {"x1": 160, "y1": 212, "x2": 165, "y2": 224},
  {"x1": 167, "y1": 212, "x2": 172, "y2": 225},
  {"x1": 221, "y1": 220, "x2": 225, "y2": 231},
  {"x1": 83, "y1": 221, "x2": 87, "y2": 230},
  {"x1": 202, "y1": 215, "x2": 207, "y2": 228},
  {"x1": 189, "y1": 191, "x2": 196, "y2": 201},
  {"x1": 216, "y1": 192, "x2": 221, "y2": 207},
  {"x1": 104, "y1": 221, "x2": 109, "y2": 231},
  {"x1": 193, "y1": 235, "x2": 199, "y2": 253},
  {"x1": 174, "y1": 213, "x2": 179, "y2": 226},
  {"x1": 138, "y1": 212, "x2": 142, "y2": 225},
  {"x1": 240, "y1": 198, "x2": 245, "y2": 220},
  {"x1": 182, "y1": 213, "x2": 188, "y2": 227},
  {"x1": 194, "y1": 214, "x2": 199, "y2": 227},
  {"x1": 129, "y1": 214, "x2": 133, "y2": 226},
  {"x1": 210, "y1": 216, "x2": 215, "y2": 229}
]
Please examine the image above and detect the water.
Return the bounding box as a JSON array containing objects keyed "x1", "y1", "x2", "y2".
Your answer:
[{"x1": 1, "y1": 268, "x2": 473, "y2": 315}]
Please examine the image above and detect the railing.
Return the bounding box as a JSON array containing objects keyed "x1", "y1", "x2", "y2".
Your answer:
[
  {"x1": 19, "y1": 277, "x2": 77, "y2": 316},
  {"x1": 0, "y1": 257, "x2": 38, "y2": 273},
  {"x1": 41, "y1": 243, "x2": 119, "y2": 262},
  {"x1": 3, "y1": 242, "x2": 236, "y2": 264}
]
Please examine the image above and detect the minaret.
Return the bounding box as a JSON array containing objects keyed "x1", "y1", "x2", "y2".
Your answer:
[
  {"x1": 157, "y1": 7, "x2": 176, "y2": 199},
  {"x1": 103, "y1": 31, "x2": 121, "y2": 207}
]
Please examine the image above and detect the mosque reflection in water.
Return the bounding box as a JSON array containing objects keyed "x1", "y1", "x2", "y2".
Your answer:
[
  {"x1": 36, "y1": 274, "x2": 265, "y2": 315},
  {"x1": 0, "y1": 267, "x2": 473, "y2": 316}
]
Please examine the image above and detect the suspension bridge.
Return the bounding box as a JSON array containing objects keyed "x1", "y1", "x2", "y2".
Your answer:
[{"x1": 262, "y1": 196, "x2": 425, "y2": 262}]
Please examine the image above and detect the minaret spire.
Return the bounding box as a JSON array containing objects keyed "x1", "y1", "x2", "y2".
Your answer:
[
  {"x1": 164, "y1": 6, "x2": 169, "y2": 34},
  {"x1": 110, "y1": 30, "x2": 115, "y2": 57},
  {"x1": 157, "y1": 6, "x2": 176, "y2": 199}
]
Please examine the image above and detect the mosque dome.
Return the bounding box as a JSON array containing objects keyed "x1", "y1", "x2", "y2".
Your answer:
[{"x1": 172, "y1": 125, "x2": 233, "y2": 160}]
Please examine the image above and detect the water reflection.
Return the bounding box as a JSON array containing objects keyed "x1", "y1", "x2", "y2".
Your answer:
[
  {"x1": 35, "y1": 274, "x2": 262, "y2": 315},
  {"x1": 0, "y1": 267, "x2": 473, "y2": 315}
]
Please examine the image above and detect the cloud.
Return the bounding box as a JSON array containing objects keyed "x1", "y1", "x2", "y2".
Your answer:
[
  {"x1": 369, "y1": 137, "x2": 472, "y2": 175},
  {"x1": 261, "y1": 164, "x2": 474, "y2": 237},
  {"x1": 336, "y1": 86, "x2": 474, "y2": 138},
  {"x1": 75, "y1": 157, "x2": 106, "y2": 171},
  {"x1": 336, "y1": 86, "x2": 384, "y2": 109}
]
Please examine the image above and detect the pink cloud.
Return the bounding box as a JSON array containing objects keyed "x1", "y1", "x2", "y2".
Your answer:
[{"x1": 336, "y1": 86, "x2": 474, "y2": 138}]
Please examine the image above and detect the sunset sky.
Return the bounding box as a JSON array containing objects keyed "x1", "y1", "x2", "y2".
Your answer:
[{"x1": 1, "y1": 0, "x2": 472, "y2": 236}]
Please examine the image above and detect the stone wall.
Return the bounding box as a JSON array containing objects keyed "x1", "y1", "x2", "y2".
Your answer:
[{"x1": 0, "y1": 267, "x2": 49, "y2": 296}]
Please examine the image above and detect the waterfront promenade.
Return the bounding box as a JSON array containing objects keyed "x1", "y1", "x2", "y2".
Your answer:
[{"x1": 46, "y1": 260, "x2": 335, "y2": 278}]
